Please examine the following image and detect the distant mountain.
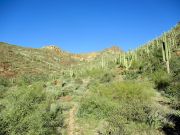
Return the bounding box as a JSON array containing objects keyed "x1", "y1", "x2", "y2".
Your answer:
[
  {"x1": 104, "y1": 45, "x2": 123, "y2": 53},
  {"x1": 1, "y1": 23, "x2": 179, "y2": 78},
  {"x1": 0, "y1": 42, "x2": 123, "y2": 78}
]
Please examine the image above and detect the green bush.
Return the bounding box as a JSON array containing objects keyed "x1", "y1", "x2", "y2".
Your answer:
[
  {"x1": 0, "y1": 85, "x2": 7, "y2": 98},
  {"x1": 78, "y1": 81, "x2": 164, "y2": 134},
  {"x1": 0, "y1": 77, "x2": 10, "y2": 87},
  {"x1": 0, "y1": 83, "x2": 63, "y2": 135},
  {"x1": 78, "y1": 95, "x2": 116, "y2": 119},
  {"x1": 151, "y1": 70, "x2": 171, "y2": 91},
  {"x1": 74, "y1": 78, "x2": 83, "y2": 85},
  {"x1": 100, "y1": 72, "x2": 115, "y2": 83},
  {"x1": 122, "y1": 70, "x2": 139, "y2": 80},
  {"x1": 17, "y1": 73, "x2": 49, "y2": 86},
  {"x1": 169, "y1": 54, "x2": 180, "y2": 99},
  {"x1": 0, "y1": 77, "x2": 11, "y2": 98},
  {"x1": 82, "y1": 68, "x2": 107, "y2": 78}
]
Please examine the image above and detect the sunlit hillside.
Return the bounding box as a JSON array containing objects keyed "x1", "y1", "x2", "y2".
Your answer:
[{"x1": 0, "y1": 24, "x2": 180, "y2": 135}]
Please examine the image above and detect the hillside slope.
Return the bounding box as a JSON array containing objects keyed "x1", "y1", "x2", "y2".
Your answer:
[{"x1": 0, "y1": 24, "x2": 179, "y2": 135}]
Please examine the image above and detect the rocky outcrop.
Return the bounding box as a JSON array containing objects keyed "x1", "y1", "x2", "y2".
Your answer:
[
  {"x1": 105, "y1": 46, "x2": 122, "y2": 53},
  {"x1": 43, "y1": 45, "x2": 63, "y2": 55}
]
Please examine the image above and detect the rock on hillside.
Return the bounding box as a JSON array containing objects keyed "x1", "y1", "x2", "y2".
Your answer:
[
  {"x1": 104, "y1": 46, "x2": 123, "y2": 53},
  {"x1": 42, "y1": 45, "x2": 64, "y2": 55}
]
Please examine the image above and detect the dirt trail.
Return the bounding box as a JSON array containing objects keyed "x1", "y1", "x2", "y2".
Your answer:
[
  {"x1": 68, "y1": 105, "x2": 77, "y2": 135},
  {"x1": 67, "y1": 78, "x2": 90, "y2": 135}
]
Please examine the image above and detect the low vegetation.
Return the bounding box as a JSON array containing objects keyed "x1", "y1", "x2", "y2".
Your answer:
[
  {"x1": 78, "y1": 81, "x2": 165, "y2": 134},
  {"x1": 0, "y1": 24, "x2": 179, "y2": 135}
]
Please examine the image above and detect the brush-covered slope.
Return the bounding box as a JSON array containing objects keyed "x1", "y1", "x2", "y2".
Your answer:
[
  {"x1": 0, "y1": 24, "x2": 179, "y2": 135},
  {"x1": 0, "y1": 42, "x2": 80, "y2": 77},
  {"x1": 0, "y1": 42, "x2": 123, "y2": 78}
]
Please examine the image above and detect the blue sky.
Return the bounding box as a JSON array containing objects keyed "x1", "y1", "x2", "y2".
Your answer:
[{"x1": 0, "y1": 0, "x2": 179, "y2": 53}]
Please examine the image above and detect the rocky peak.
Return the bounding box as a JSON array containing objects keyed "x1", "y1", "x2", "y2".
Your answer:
[
  {"x1": 104, "y1": 46, "x2": 122, "y2": 53},
  {"x1": 42, "y1": 45, "x2": 63, "y2": 55}
]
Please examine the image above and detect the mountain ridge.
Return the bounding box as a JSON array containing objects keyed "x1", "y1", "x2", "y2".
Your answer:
[{"x1": 0, "y1": 23, "x2": 179, "y2": 78}]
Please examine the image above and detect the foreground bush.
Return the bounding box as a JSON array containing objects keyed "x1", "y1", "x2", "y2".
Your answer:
[
  {"x1": 151, "y1": 69, "x2": 171, "y2": 91},
  {"x1": 78, "y1": 81, "x2": 164, "y2": 135},
  {"x1": 0, "y1": 77, "x2": 11, "y2": 98},
  {"x1": 16, "y1": 73, "x2": 50, "y2": 86},
  {"x1": 0, "y1": 83, "x2": 63, "y2": 135}
]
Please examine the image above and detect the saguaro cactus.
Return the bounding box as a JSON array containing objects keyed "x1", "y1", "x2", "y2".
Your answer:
[
  {"x1": 161, "y1": 38, "x2": 171, "y2": 74},
  {"x1": 145, "y1": 45, "x2": 150, "y2": 56},
  {"x1": 171, "y1": 30, "x2": 176, "y2": 48},
  {"x1": 101, "y1": 56, "x2": 105, "y2": 68},
  {"x1": 114, "y1": 52, "x2": 134, "y2": 70},
  {"x1": 69, "y1": 67, "x2": 75, "y2": 77},
  {"x1": 123, "y1": 53, "x2": 133, "y2": 70}
]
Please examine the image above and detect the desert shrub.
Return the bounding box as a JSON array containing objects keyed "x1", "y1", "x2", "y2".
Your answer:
[
  {"x1": 0, "y1": 77, "x2": 10, "y2": 87},
  {"x1": 0, "y1": 83, "x2": 63, "y2": 135},
  {"x1": 122, "y1": 70, "x2": 139, "y2": 80},
  {"x1": 17, "y1": 73, "x2": 49, "y2": 86},
  {"x1": 78, "y1": 81, "x2": 164, "y2": 134},
  {"x1": 82, "y1": 68, "x2": 107, "y2": 78},
  {"x1": 171, "y1": 50, "x2": 180, "y2": 92},
  {"x1": 0, "y1": 77, "x2": 11, "y2": 98},
  {"x1": 100, "y1": 72, "x2": 115, "y2": 83},
  {"x1": 74, "y1": 78, "x2": 83, "y2": 85},
  {"x1": 151, "y1": 68, "x2": 179, "y2": 98},
  {"x1": 151, "y1": 70, "x2": 171, "y2": 91},
  {"x1": 105, "y1": 120, "x2": 163, "y2": 135},
  {"x1": 170, "y1": 50, "x2": 180, "y2": 76},
  {"x1": 94, "y1": 81, "x2": 155, "y2": 101},
  {"x1": 78, "y1": 95, "x2": 116, "y2": 119},
  {"x1": 45, "y1": 85, "x2": 62, "y2": 99},
  {"x1": 106, "y1": 103, "x2": 163, "y2": 134},
  {"x1": 60, "y1": 79, "x2": 79, "y2": 96},
  {"x1": 136, "y1": 47, "x2": 164, "y2": 75},
  {"x1": 107, "y1": 61, "x2": 117, "y2": 69},
  {"x1": 0, "y1": 85, "x2": 7, "y2": 98},
  {"x1": 160, "y1": 52, "x2": 180, "y2": 109}
]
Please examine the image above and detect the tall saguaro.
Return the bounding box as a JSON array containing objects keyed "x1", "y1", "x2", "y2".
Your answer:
[{"x1": 161, "y1": 41, "x2": 170, "y2": 74}]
